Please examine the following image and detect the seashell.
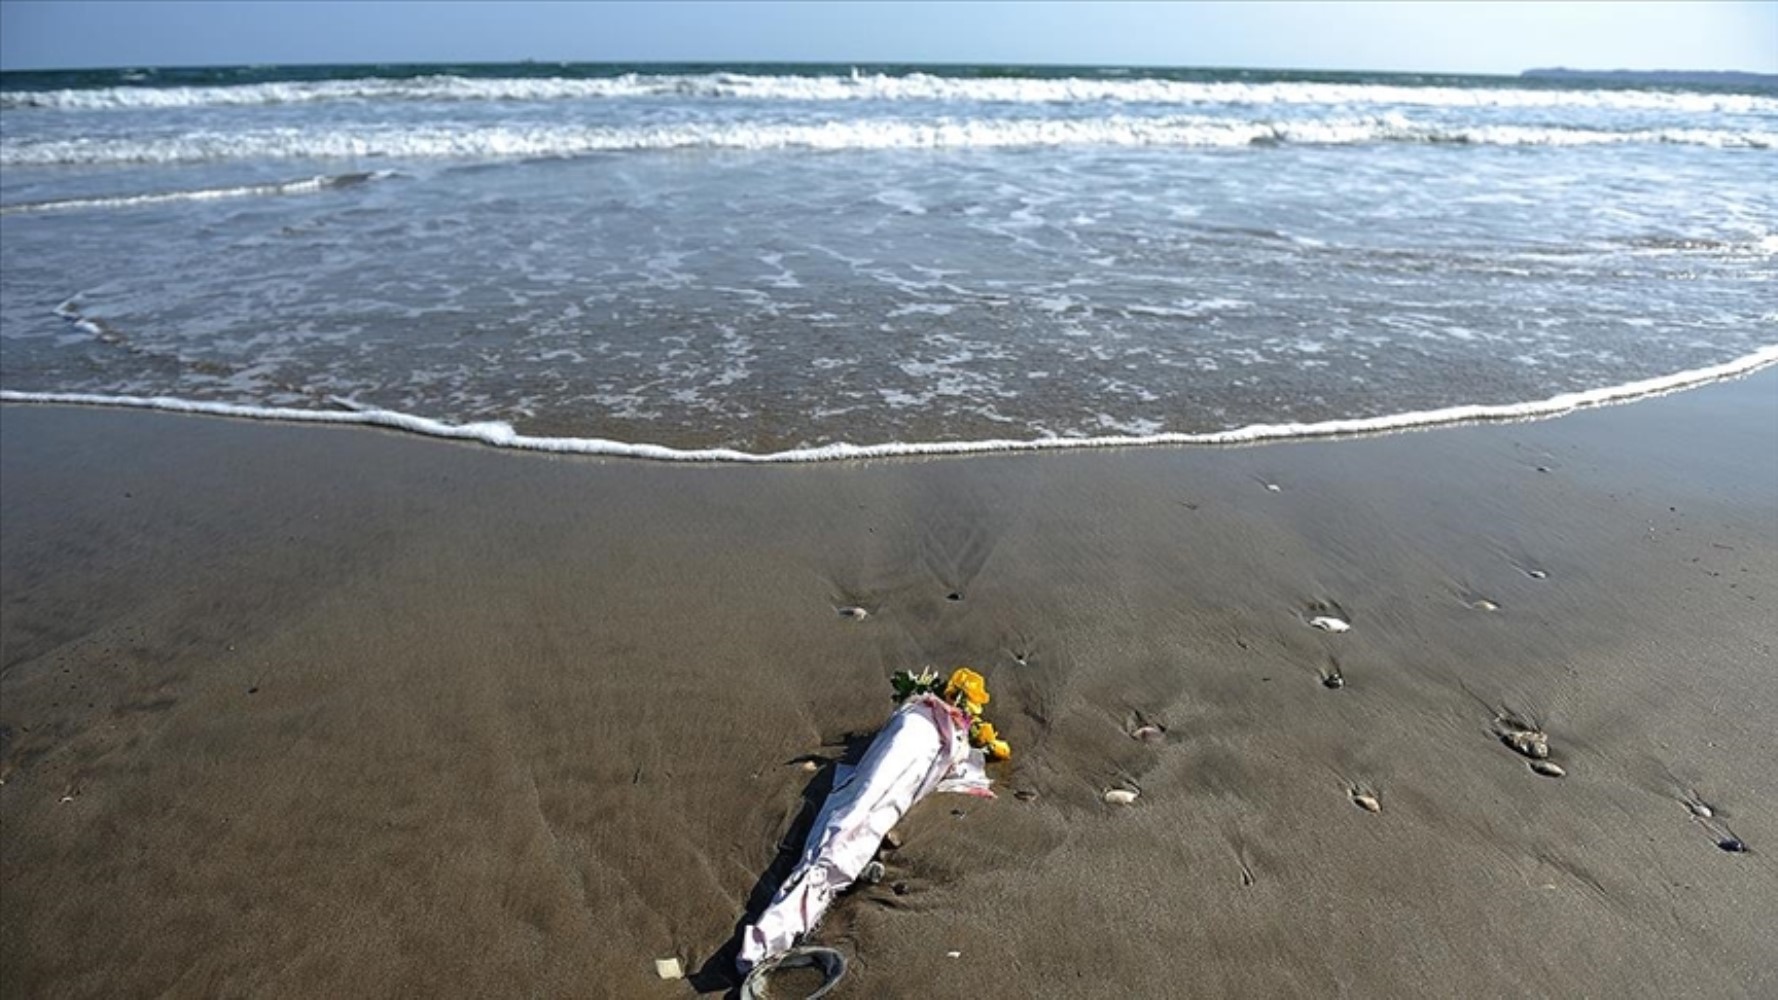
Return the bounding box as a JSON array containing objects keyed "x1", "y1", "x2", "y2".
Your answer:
[
  {"x1": 1503, "y1": 730, "x2": 1550, "y2": 760},
  {"x1": 1472, "y1": 599, "x2": 1500, "y2": 611},
  {"x1": 1131, "y1": 724, "x2": 1166, "y2": 742},
  {"x1": 1529, "y1": 760, "x2": 1566, "y2": 778},
  {"x1": 837, "y1": 606, "x2": 869, "y2": 620},
  {"x1": 1265, "y1": 483, "x2": 1282, "y2": 493},
  {"x1": 800, "y1": 760, "x2": 820, "y2": 773},
  {"x1": 1526, "y1": 569, "x2": 1548, "y2": 580},
  {"x1": 1718, "y1": 837, "x2": 1748, "y2": 854},
  {"x1": 861, "y1": 861, "x2": 885, "y2": 884},
  {"x1": 946, "y1": 950, "x2": 962, "y2": 959},
  {"x1": 1308, "y1": 616, "x2": 1350, "y2": 633},
  {"x1": 1686, "y1": 800, "x2": 1714, "y2": 820},
  {"x1": 1351, "y1": 789, "x2": 1381, "y2": 813},
  {"x1": 1322, "y1": 671, "x2": 1345, "y2": 689},
  {"x1": 655, "y1": 958, "x2": 684, "y2": 980},
  {"x1": 883, "y1": 830, "x2": 904, "y2": 849},
  {"x1": 1103, "y1": 788, "x2": 1139, "y2": 806}
]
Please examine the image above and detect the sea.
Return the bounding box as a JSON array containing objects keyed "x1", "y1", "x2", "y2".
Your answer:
[{"x1": 1, "y1": 63, "x2": 1774, "y2": 460}]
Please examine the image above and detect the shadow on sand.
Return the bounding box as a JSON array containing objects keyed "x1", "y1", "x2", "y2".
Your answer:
[{"x1": 690, "y1": 732, "x2": 877, "y2": 996}]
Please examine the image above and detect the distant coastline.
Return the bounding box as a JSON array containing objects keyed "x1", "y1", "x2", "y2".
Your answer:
[{"x1": 1523, "y1": 67, "x2": 1778, "y2": 88}]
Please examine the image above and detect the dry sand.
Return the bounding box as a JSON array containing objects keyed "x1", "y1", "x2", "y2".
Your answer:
[{"x1": 2, "y1": 371, "x2": 1775, "y2": 998}]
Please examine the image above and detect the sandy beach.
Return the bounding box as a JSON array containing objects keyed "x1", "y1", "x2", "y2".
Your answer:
[{"x1": 2, "y1": 370, "x2": 1774, "y2": 998}]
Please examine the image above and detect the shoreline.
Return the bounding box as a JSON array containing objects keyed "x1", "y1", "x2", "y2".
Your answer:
[
  {"x1": 3, "y1": 369, "x2": 1775, "y2": 997},
  {"x1": 4, "y1": 341, "x2": 1775, "y2": 463}
]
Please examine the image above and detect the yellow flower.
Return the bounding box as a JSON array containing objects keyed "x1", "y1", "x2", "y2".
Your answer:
[
  {"x1": 945, "y1": 667, "x2": 990, "y2": 707},
  {"x1": 987, "y1": 739, "x2": 1012, "y2": 761},
  {"x1": 972, "y1": 721, "x2": 999, "y2": 745}
]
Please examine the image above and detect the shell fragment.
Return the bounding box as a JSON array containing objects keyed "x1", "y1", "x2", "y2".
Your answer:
[
  {"x1": 1529, "y1": 760, "x2": 1566, "y2": 778},
  {"x1": 1103, "y1": 788, "x2": 1139, "y2": 806},
  {"x1": 1308, "y1": 616, "x2": 1351, "y2": 633},
  {"x1": 1504, "y1": 729, "x2": 1551, "y2": 760},
  {"x1": 655, "y1": 958, "x2": 684, "y2": 980}
]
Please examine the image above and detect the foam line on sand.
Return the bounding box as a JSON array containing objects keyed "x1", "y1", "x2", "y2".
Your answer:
[{"x1": 4, "y1": 343, "x2": 1776, "y2": 463}]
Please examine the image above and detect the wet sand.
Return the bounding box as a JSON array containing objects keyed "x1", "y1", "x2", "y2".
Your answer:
[{"x1": 3, "y1": 371, "x2": 1775, "y2": 998}]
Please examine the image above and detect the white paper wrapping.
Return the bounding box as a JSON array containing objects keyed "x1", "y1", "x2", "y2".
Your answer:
[{"x1": 738, "y1": 693, "x2": 986, "y2": 971}]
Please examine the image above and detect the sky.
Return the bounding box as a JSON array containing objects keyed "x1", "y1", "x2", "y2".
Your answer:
[{"x1": 1, "y1": 0, "x2": 1774, "y2": 75}]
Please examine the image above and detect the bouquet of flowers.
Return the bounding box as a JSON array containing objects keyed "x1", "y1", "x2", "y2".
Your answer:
[
  {"x1": 739, "y1": 663, "x2": 1009, "y2": 979},
  {"x1": 891, "y1": 666, "x2": 1011, "y2": 761}
]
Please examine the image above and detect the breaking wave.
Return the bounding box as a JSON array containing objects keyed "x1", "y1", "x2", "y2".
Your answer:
[
  {"x1": 4, "y1": 116, "x2": 1770, "y2": 165},
  {"x1": 6, "y1": 72, "x2": 1777, "y2": 114}
]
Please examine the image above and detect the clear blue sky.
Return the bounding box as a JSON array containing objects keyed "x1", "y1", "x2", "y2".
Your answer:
[{"x1": 1, "y1": 1, "x2": 1774, "y2": 75}]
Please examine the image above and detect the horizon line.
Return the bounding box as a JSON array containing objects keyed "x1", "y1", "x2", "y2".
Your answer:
[{"x1": 4, "y1": 57, "x2": 1777, "y2": 79}]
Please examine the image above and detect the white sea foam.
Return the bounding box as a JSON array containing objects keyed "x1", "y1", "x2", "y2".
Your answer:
[
  {"x1": 4, "y1": 345, "x2": 1773, "y2": 463},
  {"x1": 6, "y1": 73, "x2": 1776, "y2": 115},
  {"x1": 0, "y1": 170, "x2": 395, "y2": 214},
  {"x1": 3, "y1": 117, "x2": 1768, "y2": 166},
  {"x1": 50, "y1": 298, "x2": 114, "y2": 341}
]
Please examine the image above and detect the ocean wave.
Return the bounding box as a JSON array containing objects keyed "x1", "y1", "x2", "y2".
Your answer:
[
  {"x1": 4, "y1": 345, "x2": 1774, "y2": 463},
  {"x1": 3, "y1": 116, "x2": 1769, "y2": 166},
  {"x1": 5, "y1": 72, "x2": 1776, "y2": 114},
  {"x1": 0, "y1": 170, "x2": 395, "y2": 214}
]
